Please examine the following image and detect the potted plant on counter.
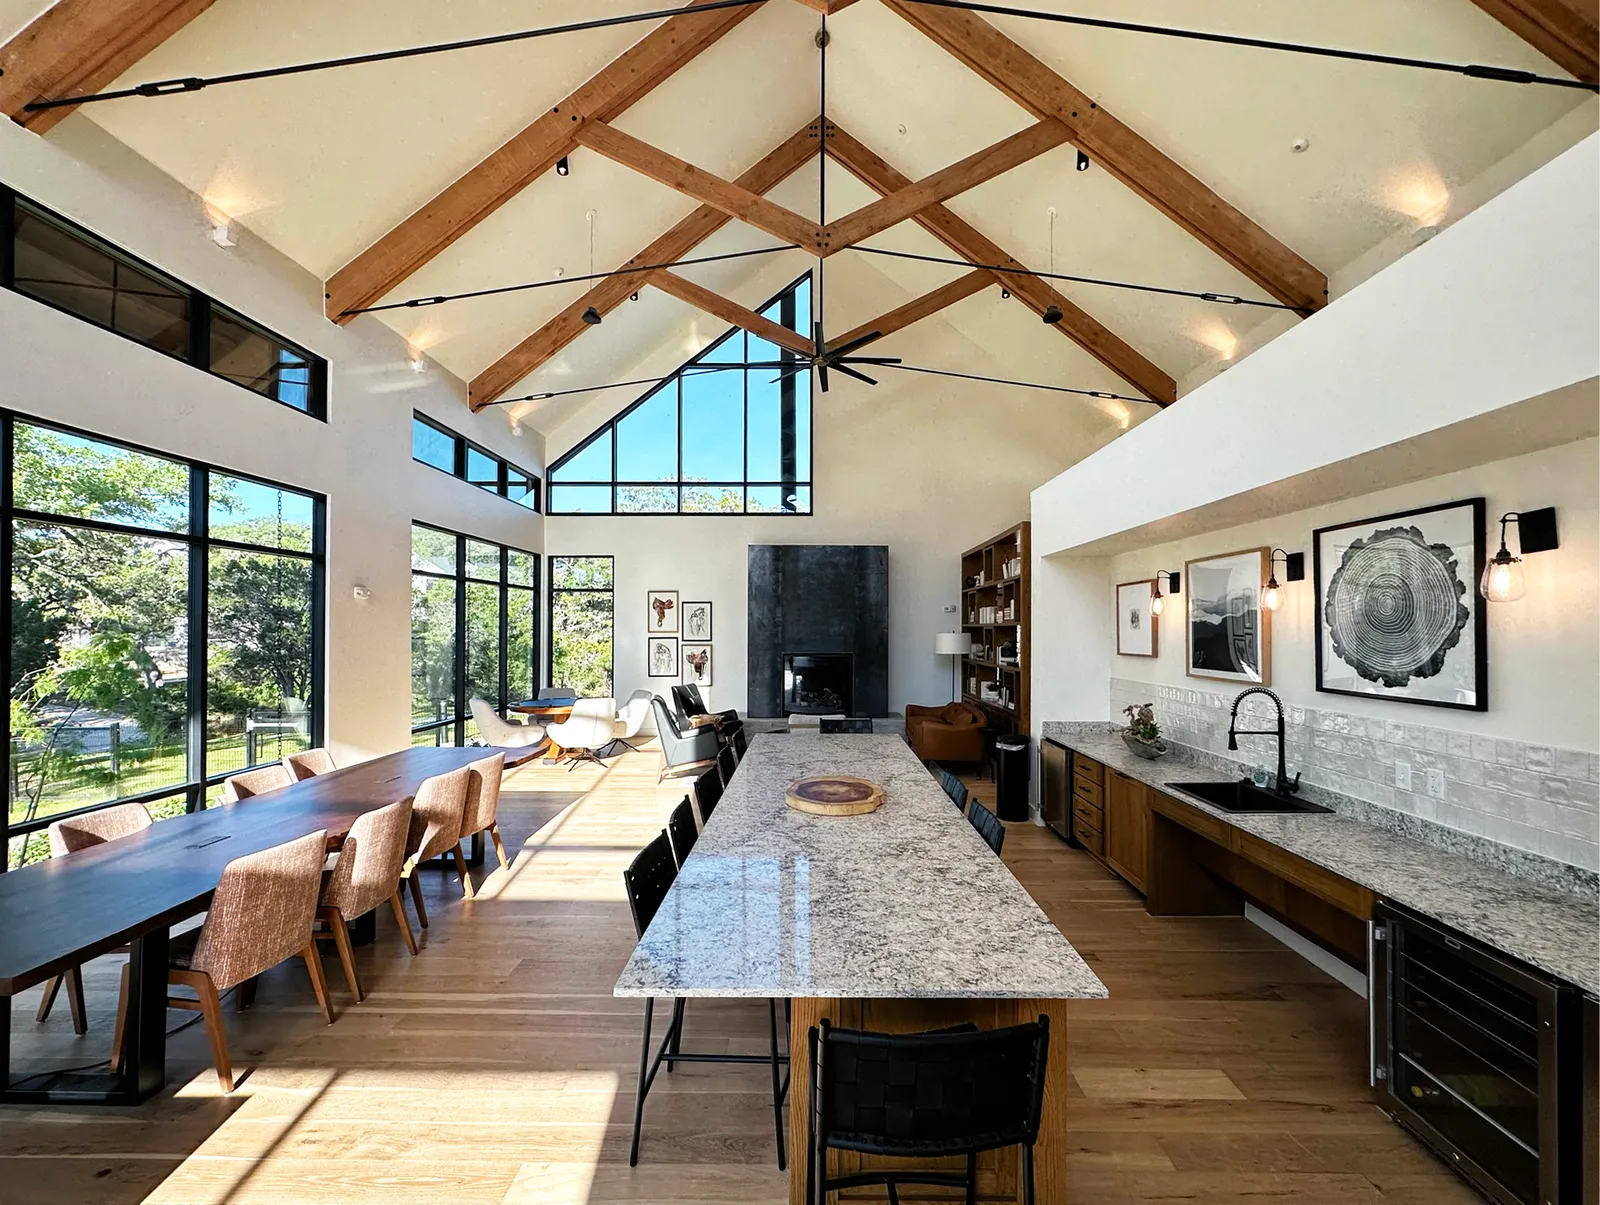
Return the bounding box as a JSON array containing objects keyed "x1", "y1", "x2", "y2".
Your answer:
[{"x1": 1121, "y1": 703, "x2": 1167, "y2": 760}]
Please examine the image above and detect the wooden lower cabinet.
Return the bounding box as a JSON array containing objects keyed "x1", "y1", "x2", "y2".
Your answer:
[{"x1": 1104, "y1": 769, "x2": 1150, "y2": 893}]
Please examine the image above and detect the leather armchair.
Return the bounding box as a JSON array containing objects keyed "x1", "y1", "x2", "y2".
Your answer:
[
  {"x1": 906, "y1": 702, "x2": 987, "y2": 764},
  {"x1": 651, "y1": 696, "x2": 721, "y2": 782}
]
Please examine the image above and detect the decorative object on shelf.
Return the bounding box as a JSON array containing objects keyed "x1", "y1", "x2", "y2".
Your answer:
[
  {"x1": 1120, "y1": 702, "x2": 1166, "y2": 760},
  {"x1": 682, "y1": 643, "x2": 713, "y2": 687},
  {"x1": 681, "y1": 600, "x2": 713, "y2": 640},
  {"x1": 1262, "y1": 549, "x2": 1306, "y2": 612},
  {"x1": 1148, "y1": 571, "x2": 1180, "y2": 616},
  {"x1": 784, "y1": 775, "x2": 885, "y2": 817},
  {"x1": 647, "y1": 590, "x2": 678, "y2": 634},
  {"x1": 647, "y1": 636, "x2": 678, "y2": 678},
  {"x1": 1479, "y1": 507, "x2": 1559, "y2": 603},
  {"x1": 997, "y1": 640, "x2": 1018, "y2": 666},
  {"x1": 1315, "y1": 498, "x2": 1486, "y2": 711},
  {"x1": 1116, "y1": 579, "x2": 1158, "y2": 657},
  {"x1": 1185, "y1": 548, "x2": 1270, "y2": 685},
  {"x1": 934, "y1": 632, "x2": 970, "y2": 703}
]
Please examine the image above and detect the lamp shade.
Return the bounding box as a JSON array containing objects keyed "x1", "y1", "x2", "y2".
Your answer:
[{"x1": 934, "y1": 632, "x2": 971, "y2": 656}]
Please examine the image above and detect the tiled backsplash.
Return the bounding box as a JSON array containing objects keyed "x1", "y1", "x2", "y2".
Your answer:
[{"x1": 1111, "y1": 678, "x2": 1600, "y2": 873}]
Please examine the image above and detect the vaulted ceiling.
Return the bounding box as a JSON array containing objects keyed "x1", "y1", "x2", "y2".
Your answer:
[{"x1": 3, "y1": 0, "x2": 1595, "y2": 441}]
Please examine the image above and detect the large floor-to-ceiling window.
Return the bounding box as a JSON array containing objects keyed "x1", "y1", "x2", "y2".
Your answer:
[
  {"x1": 410, "y1": 522, "x2": 539, "y2": 747},
  {"x1": 3, "y1": 414, "x2": 325, "y2": 868},
  {"x1": 547, "y1": 557, "x2": 614, "y2": 697}
]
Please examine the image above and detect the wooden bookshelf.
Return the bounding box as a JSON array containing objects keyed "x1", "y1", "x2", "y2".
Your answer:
[{"x1": 959, "y1": 521, "x2": 1030, "y2": 736}]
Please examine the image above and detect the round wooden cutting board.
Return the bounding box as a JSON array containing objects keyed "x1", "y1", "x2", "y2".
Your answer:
[{"x1": 785, "y1": 775, "x2": 886, "y2": 817}]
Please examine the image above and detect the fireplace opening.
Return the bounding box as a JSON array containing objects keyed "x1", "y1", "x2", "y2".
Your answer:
[{"x1": 783, "y1": 653, "x2": 854, "y2": 716}]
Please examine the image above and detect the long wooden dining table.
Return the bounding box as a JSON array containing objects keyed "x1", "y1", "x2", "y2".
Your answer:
[{"x1": 0, "y1": 745, "x2": 533, "y2": 1106}]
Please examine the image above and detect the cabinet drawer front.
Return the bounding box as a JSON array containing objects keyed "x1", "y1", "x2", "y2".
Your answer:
[
  {"x1": 1076, "y1": 817, "x2": 1104, "y2": 858},
  {"x1": 1072, "y1": 776, "x2": 1103, "y2": 808},
  {"x1": 1073, "y1": 796, "x2": 1104, "y2": 829},
  {"x1": 1073, "y1": 756, "x2": 1104, "y2": 786}
]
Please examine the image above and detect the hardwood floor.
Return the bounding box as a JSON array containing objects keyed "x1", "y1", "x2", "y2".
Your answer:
[{"x1": 0, "y1": 744, "x2": 1479, "y2": 1204}]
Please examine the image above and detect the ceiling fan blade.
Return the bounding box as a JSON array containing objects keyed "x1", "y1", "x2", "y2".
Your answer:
[
  {"x1": 826, "y1": 330, "x2": 885, "y2": 359},
  {"x1": 880, "y1": 362, "x2": 1155, "y2": 405},
  {"x1": 832, "y1": 363, "x2": 879, "y2": 386},
  {"x1": 818, "y1": 361, "x2": 830, "y2": 393},
  {"x1": 841, "y1": 356, "x2": 903, "y2": 366},
  {"x1": 813, "y1": 319, "x2": 826, "y2": 361}
]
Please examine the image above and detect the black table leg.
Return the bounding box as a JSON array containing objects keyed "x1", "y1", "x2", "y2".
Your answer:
[
  {"x1": 118, "y1": 925, "x2": 168, "y2": 1103},
  {"x1": 350, "y1": 909, "x2": 376, "y2": 948}
]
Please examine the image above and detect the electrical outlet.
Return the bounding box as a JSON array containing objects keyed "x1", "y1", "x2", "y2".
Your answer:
[
  {"x1": 1394, "y1": 761, "x2": 1412, "y2": 791},
  {"x1": 1426, "y1": 769, "x2": 1446, "y2": 799},
  {"x1": 943, "y1": 604, "x2": 957, "y2": 614}
]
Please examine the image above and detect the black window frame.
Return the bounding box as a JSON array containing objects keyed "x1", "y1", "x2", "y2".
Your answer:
[
  {"x1": 409, "y1": 521, "x2": 541, "y2": 748},
  {"x1": 546, "y1": 556, "x2": 615, "y2": 697},
  {"x1": 2, "y1": 410, "x2": 328, "y2": 869},
  {"x1": 411, "y1": 412, "x2": 543, "y2": 514},
  {"x1": 546, "y1": 272, "x2": 813, "y2": 516},
  {"x1": 2, "y1": 185, "x2": 329, "y2": 422}
]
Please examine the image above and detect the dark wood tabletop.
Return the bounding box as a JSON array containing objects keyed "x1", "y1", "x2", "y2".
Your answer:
[{"x1": 0, "y1": 745, "x2": 531, "y2": 996}]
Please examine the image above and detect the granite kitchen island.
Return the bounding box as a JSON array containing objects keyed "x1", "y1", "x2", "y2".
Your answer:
[{"x1": 616, "y1": 733, "x2": 1105, "y2": 1204}]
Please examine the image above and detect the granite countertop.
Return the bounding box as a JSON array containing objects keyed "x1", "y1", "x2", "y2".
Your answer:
[
  {"x1": 615, "y1": 734, "x2": 1107, "y2": 1001},
  {"x1": 1047, "y1": 730, "x2": 1600, "y2": 996}
]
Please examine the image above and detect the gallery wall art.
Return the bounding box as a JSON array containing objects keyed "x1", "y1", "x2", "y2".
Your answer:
[
  {"x1": 682, "y1": 643, "x2": 713, "y2": 687},
  {"x1": 648, "y1": 636, "x2": 679, "y2": 678},
  {"x1": 682, "y1": 601, "x2": 713, "y2": 642},
  {"x1": 1185, "y1": 548, "x2": 1270, "y2": 685},
  {"x1": 647, "y1": 590, "x2": 678, "y2": 635},
  {"x1": 1116, "y1": 579, "x2": 1158, "y2": 657}
]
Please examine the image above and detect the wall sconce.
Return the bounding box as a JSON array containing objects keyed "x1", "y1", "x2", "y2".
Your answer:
[
  {"x1": 1263, "y1": 548, "x2": 1305, "y2": 612},
  {"x1": 1149, "y1": 571, "x2": 1180, "y2": 616},
  {"x1": 1481, "y1": 508, "x2": 1559, "y2": 602},
  {"x1": 209, "y1": 218, "x2": 236, "y2": 248}
]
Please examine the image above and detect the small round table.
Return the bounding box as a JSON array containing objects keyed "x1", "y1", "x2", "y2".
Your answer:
[{"x1": 509, "y1": 702, "x2": 574, "y2": 762}]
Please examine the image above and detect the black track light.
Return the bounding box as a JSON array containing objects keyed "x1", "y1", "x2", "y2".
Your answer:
[
  {"x1": 1075, "y1": 149, "x2": 1090, "y2": 172},
  {"x1": 556, "y1": 156, "x2": 570, "y2": 176},
  {"x1": 631, "y1": 291, "x2": 639, "y2": 301},
  {"x1": 1000, "y1": 287, "x2": 1011, "y2": 299},
  {"x1": 1042, "y1": 304, "x2": 1064, "y2": 324},
  {"x1": 581, "y1": 306, "x2": 602, "y2": 325}
]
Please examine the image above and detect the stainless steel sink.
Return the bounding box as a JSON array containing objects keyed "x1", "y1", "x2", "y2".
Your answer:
[{"x1": 1166, "y1": 780, "x2": 1331, "y2": 815}]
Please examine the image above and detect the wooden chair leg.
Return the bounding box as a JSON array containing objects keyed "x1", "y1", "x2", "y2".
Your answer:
[
  {"x1": 322, "y1": 907, "x2": 362, "y2": 1003},
  {"x1": 35, "y1": 974, "x2": 63, "y2": 1023},
  {"x1": 64, "y1": 965, "x2": 87, "y2": 1036},
  {"x1": 406, "y1": 869, "x2": 430, "y2": 929},
  {"x1": 488, "y1": 822, "x2": 510, "y2": 870},
  {"x1": 172, "y1": 969, "x2": 233, "y2": 1093},
  {"x1": 452, "y1": 843, "x2": 474, "y2": 900},
  {"x1": 389, "y1": 890, "x2": 419, "y2": 956},
  {"x1": 109, "y1": 963, "x2": 130, "y2": 1075},
  {"x1": 301, "y1": 942, "x2": 335, "y2": 1024}
]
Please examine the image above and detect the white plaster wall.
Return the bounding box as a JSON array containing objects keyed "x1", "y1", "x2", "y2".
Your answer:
[{"x1": 0, "y1": 118, "x2": 544, "y2": 763}]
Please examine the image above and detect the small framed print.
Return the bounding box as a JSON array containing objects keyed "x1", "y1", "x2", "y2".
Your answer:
[
  {"x1": 1185, "y1": 547, "x2": 1271, "y2": 686},
  {"x1": 1116, "y1": 579, "x2": 1158, "y2": 657},
  {"x1": 647, "y1": 637, "x2": 679, "y2": 678},
  {"x1": 681, "y1": 600, "x2": 713, "y2": 642},
  {"x1": 682, "y1": 643, "x2": 713, "y2": 687},
  {"x1": 647, "y1": 590, "x2": 678, "y2": 635}
]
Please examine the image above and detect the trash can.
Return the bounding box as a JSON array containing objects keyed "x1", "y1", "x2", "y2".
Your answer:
[{"x1": 993, "y1": 735, "x2": 1031, "y2": 822}]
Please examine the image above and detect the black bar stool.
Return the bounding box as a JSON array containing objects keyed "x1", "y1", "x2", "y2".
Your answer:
[
  {"x1": 623, "y1": 831, "x2": 789, "y2": 1169},
  {"x1": 716, "y1": 743, "x2": 738, "y2": 788},
  {"x1": 806, "y1": 1016, "x2": 1051, "y2": 1204},
  {"x1": 691, "y1": 766, "x2": 722, "y2": 827},
  {"x1": 666, "y1": 796, "x2": 698, "y2": 867},
  {"x1": 967, "y1": 800, "x2": 1004, "y2": 855}
]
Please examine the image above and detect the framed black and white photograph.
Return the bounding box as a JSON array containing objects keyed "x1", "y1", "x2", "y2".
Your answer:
[
  {"x1": 1185, "y1": 548, "x2": 1270, "y2": 685},
  {"x1": 1115, "y1": 579, "x2": 1158, "y2": 657},
  {"x1": 647, "y1": 636, "x2": 679, "y2": 678},
  {"x1": 647, "y1": 590, "x2": 678, "y2": 635},
  {"x1": 681, "y1": 600, "x2": 713, "y2": 642},
  {"x1": 1315, "y1": 497, "x2": 1486, "y2": 711},
  {"x1": 682, "y1": 643, "x2": 713, "y2": 687}
]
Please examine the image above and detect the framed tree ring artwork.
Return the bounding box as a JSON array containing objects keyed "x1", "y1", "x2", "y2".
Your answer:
[
  {"x1": 647, "y1": 637, "x2": 679, "y2": 678},
  {"x1": 1116, "y1": 579, "x2": 1158, "y2": 657},
  {"x1": 682, "y1": 643, "x2": 713, "y2": 687},
  {"x1": 1185, "y1": 548, "x2": 1270, "y2": 685},
  {"x1": 1314, "y1": 497, "x2": 1486, "y2": 711},
  {"x1": 681, "y1": 600, "x2": 713, "y2": 642},
  {"x1": 647, "y1": 590, "x2": 678, "y2": 635}
]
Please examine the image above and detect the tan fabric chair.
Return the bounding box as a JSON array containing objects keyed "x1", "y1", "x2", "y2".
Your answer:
[
  {"x1": 222, "y1": 762, "x2": 293, "y2": 803},
  {"x1": 281, "y1": 747, "x2": 337, "y2": 781},
  {"x1": 319, "y1": 799, "x2": 416, "y2": 1002},
  {"x1": 398, "y1": 766, "x2": 471, "y2": 931},
  {"x1": 905, "y1": 702, "x2": 988, "y2": 764},
  {"x1": 112, "y1": 829, "x2": 333, "y2": 1093},
  {"x1": 455, "y1": 753, "x2": 508, "y2": 899},
  {"x1": 37, "y1": 803, "x2": 154, "y2": 1034}
]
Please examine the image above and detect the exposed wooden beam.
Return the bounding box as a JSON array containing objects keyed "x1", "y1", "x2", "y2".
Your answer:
[
  {"x1": 574, "y1": 121, "x2": 823, "y2": 249},
  {"x1": 1468, "y1": 0, "x2": 1597, "y2": 84},
  {"x1": 469, "y1": 122, "x2": 818, "y2": 409},
  {"x1": 877, "y1": 0, "x2": 1325, "y2": 314},
  {"x1": 325, "y1": 0, "x2": 758, "y2": 323},
  {"x1": 824, "y1": 270, "x2": 991, "y2": 353},
  {"x1": 823, "y1": 120, "x2": 1070, "y2": 252},
  {"x1": 651, "y1": 271, "x2": 817, "y2": 356},
  {"x1": 827, "y1": 122, "x2": 1176, "y2": 405},
  {"x1": 0, "y1": 0, "x2": 219, "y2": 135},
  {"x1": 789, "y1": 0, "x2": 867, "y2": 12}
]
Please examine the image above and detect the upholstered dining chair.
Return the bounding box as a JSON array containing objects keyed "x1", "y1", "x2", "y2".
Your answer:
[
  {"x1": 318, "y1": 799, "x2": 415, "y2": 1002},
  {"x1": 222, "y1": 762, "x2": 292, "y2": 803},
  {"x1": 112, "y1": 829, "x2": 333, "y2": 1093},
  {"x1": 546, "y1": 697, "x2": 620, "y2": 769},
  {"x1": 454, "y1": 752, "x2": 508, "y2": 898},
  {"x1": 468, "y1": 696, "x2": 545, "y2": 749},
  {"x1": 36, "y1": 802, "x2": 153, "y2": 1035},
  {"x1": 399, "y1": 765, "x2": 472, "y2": 930},
  {"x1": 282, "y1": 747, "x2": 337, "y2": 781}
]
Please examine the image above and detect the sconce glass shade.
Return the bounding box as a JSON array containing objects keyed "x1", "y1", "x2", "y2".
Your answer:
[
  {"x1": 1480, "y1": 551, "x2": 1525, "y2": 602},
  {"x1": 1262, "y1": 579, "x2": 1281, "y2": 612},
  {"x1": 1149, "y1": 587, "x2": 1164, "y2": 616}
]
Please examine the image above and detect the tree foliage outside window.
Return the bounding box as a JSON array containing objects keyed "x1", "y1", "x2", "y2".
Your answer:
[{"x1": 549, "y1": 557, "x2": 613, "y2": 697}]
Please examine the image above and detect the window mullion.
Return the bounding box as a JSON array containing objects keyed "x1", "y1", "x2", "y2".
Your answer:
[
  {"x1": 454, "y1": 534, "x2": 468, "y2": 745},
  {"x1": 185, "y1": 467, "x2": 209, "y2": 810}
]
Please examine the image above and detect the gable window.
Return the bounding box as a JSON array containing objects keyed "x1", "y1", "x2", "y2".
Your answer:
[
  {"x1": 412, "y1": 413, "x2": 542, "y2": 513},
  {"x1": 547, "y1": 274, "x2": 813, "y2": 515}
]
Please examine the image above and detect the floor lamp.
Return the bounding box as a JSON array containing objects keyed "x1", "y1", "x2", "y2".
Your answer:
[{"x1": 935, "y1": 632, "x2": 971, "y2": 704}]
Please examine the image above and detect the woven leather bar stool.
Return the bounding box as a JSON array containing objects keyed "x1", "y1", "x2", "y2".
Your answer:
[{"x1": 967, "y1": 799, "x2": 1005, "y2": 855}]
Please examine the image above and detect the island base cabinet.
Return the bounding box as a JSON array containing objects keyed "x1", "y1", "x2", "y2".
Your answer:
[
  {"x1": 788, "y1": 996, "x2": 1071, "y2": 1204},
  {"x1": 1104, "y1": 770, "x2": 1150, "y2": 893}
]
